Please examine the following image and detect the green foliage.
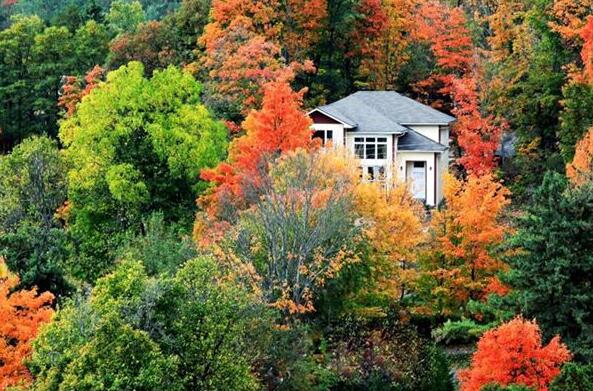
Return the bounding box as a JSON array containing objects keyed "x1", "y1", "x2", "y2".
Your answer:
[
  {"x1": 60, "y1": 62, "x2": 227, "y2": 282},
  {"x1": 6, "y1": 0, "x2": 179, "y2": 25},
  {"x1": 486, "y1": 2, "x2": 569, "y2": 199},
  {"x1": 107, "y1": 0, "x2": 211, "y2": 76},
  {"x1": 30, "y1": 257, "x2": 266, "y2": 390},
  {"x1": 559, "y1": 82, "x2": 593, "y2": 162},
  {"x1": 432, "y1": 319, "x2": 494, "y2": 345},
  {"x1": 0, "y1": 136, "x2": 71, "y2": 295},
  {"x1": 117, "y1": 212, "x2": 197, "y2": 275},
  {"x1": 59, "y1": 319, "x2": 181, "y2": 390},
  {"x1": 106, "y1": 0, "x2": 145, "y2": 35},
  {"x1": 300, "y1": 0, "x2": 360, "y2": 106},
  {"x1": 314, "y1": 240, "x2": 387, "y2": 323},
  {"x1": 505, "y1": 172, "x2": 593, "y2": 361},
  {"x1": 0, "y1": 15, "x2": 109, "y2": 148},
  {"x1": 549, "y1": 363, "x2": 593, "y2": 391}
]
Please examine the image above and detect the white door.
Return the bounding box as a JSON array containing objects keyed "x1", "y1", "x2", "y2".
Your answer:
[{"x1": 411, "y1": 162, "x2": 426, "y2": 200}]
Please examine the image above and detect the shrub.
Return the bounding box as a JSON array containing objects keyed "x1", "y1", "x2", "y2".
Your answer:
[{"x1": 549, "y1": 363, "x2": 593, "y2": 391}]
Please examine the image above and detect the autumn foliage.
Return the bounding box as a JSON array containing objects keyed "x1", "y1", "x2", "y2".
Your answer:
[
  {"x1": 0, "y1": 260, "x2": 54, "y2": 390},
  {"x1": 58, "y1": 65, "x2": 104, "y2": 117},
  {"x1": 416, "y1": 173, "x2": 510, "y2": 316},
  {"x1": 200, "y1": 80, "x2": 314, "y2": 216},
  {"x1": 459, "y1": 317, "x2": 571, "y2": 391},
  {"x1": 413, "y1": 1, "x2": 504, "y2": 175},
  {"x1": 567, "y1": 126, "x2": 593, "y2": 185},
  {"x1": 355, "y1": 180, "x2": 425, "y2": 301},
  {"x1": 198, "y1": 0, "x2": 321, "y2": 115}
]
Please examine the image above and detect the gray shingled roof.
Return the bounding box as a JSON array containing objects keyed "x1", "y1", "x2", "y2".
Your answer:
[
  {"x1": 316, "y1": 91, "x2": 455, "y2": 134},
  {"x1": 398, "y1": 128, "x2": 448, "y2": 152}
]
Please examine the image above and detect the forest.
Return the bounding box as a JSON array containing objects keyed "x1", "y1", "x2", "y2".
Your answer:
[{"x1": 1, "y1": 0, "x2": 593, "y2": 390}]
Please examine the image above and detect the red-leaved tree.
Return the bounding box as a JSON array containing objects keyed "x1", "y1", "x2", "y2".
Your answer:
[
  {"x1": 199, "y1": 79, "x2": 315, "y2": 218},
  {"x1": 413, "y1": 1, "x2": 504, "y2": 175},
  {"x1": 459, "y1": 317, "x2": 571, "y2": 391}
]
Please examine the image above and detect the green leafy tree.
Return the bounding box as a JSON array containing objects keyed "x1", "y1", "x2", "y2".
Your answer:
[
  {"x1": 505, "y1": 172, "x2": 593, "y2": 361},
  {"x1": 558, "y1": 82, "x2": 593, "y2": 162},
  {"x1": 59, "y1": 319, "x2": 181, "y2": 391},
  {"x1": 10, "y1": 0, "x2": 110, "y2": 24},
  {"x1": 107, "y1": 0, "x2": 211, "y2": 76},
  {"x1": 0, "y1": 15, "x2": 45, "y2": 149},
  {"x1": 29, "y1": 257, "x2": 267, "y2": 390},
  {"x1": 106, "y1": 0, "x2": 145, "y2": 35},
  {"x1": 60, "y1": 61, "x2": 227, "y2": 282},
  {"x1": 0, "y1": 16, "x2": 109, "y2": 149},
  {"x1": 0, "y1": 136, "x2": 70, "y2": 296}
]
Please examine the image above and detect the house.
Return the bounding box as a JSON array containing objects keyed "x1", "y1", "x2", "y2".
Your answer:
[{"x1": 308, "y1": 91, "x2": 456, "y2": 207}]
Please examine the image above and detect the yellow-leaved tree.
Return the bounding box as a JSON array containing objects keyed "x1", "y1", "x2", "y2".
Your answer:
[
  {"x1": 354, "y1": 177, "x2": 425, "y2": 304},
  {"x1": 415, "y1": 173, "x2": 511, "y2": 317}
]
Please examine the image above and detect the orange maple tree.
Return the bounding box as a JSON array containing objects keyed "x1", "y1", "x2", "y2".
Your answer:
[
  {"x1": 579, "y1": 16, "x2": 593, "y2": 83},
  {"x1": 0, "y1": 260, "x2": 54, "y2": 390},
  {"x1": 415, "y1": 173, "x2": 510, "y2": 317},
  {"x1": 550, "y1": 0, "x2": 593, "y2": 43},
  {"x1": 459, "y1": 317, "x2": 571, "y2": 391},
  {"x1": 200, "y1": 79, "x2": 315, "y2": 217}
]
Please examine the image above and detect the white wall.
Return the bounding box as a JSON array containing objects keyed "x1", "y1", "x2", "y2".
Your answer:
[
  {"x1": 396, "y1": 151, "x2": 439, "y2": 206},
  {"x1": 407, "y1": 125, "x2": 440, "y2": 143}
]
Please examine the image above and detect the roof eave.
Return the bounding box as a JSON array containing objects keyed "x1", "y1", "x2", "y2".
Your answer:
[
  {"x1": 307, "y1": 108, "x2": 356, "y2": 128},
  {"x1": 347, "y1": 129, "x2": 406, "y2": 134},
  {"x1": 400, "y1": 121, "x2": 456, "y2": 126}
]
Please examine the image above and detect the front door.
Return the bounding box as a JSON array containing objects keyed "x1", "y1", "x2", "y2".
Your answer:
[{"x1": 410, "y1": 161, "x2": 426, "y2": 200}]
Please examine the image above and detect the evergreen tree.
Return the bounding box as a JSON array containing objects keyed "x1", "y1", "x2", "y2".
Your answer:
[{"x1": 505, "y1": 172, "x2": 593, "y2": 361}]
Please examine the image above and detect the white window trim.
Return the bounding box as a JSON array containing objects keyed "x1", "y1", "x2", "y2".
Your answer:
[{"x1": 354, "y1": 136, "x2": 388, "y2": 160}]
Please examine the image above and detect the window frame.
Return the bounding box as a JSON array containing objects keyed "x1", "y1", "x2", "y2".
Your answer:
[{"x1": 354, "y1": 136, "x2": 388, "y2": 160}]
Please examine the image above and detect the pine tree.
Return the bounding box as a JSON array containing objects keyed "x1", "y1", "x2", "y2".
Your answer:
[{"x1": 505, "y1": 172, "x2": 593, "y2": 361}]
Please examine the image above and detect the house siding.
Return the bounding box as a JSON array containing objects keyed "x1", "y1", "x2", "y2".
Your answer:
[{"x1": 406, "y1": 124, "x2": 440, "y2": 143}]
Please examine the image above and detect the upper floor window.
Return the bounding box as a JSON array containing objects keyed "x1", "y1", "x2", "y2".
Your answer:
[
  {"x1": 354, "y1": 137, "x2": 387, "y2": 159},
  {"x1": 313, "y1": 130, "x2": 333, "y2": 146}
]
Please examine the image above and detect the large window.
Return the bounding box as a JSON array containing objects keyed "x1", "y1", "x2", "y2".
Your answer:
[
  {"x1": 354, "y1": 137, "x2": 387, "y2": 159},
  {"x1": 313, "y1": 130, "x2": 333, "y2": 146}
]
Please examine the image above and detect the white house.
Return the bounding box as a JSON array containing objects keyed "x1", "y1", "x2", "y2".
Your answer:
[{"x1": 308, "y1": 91, "x2": 456, "y2": 206}]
